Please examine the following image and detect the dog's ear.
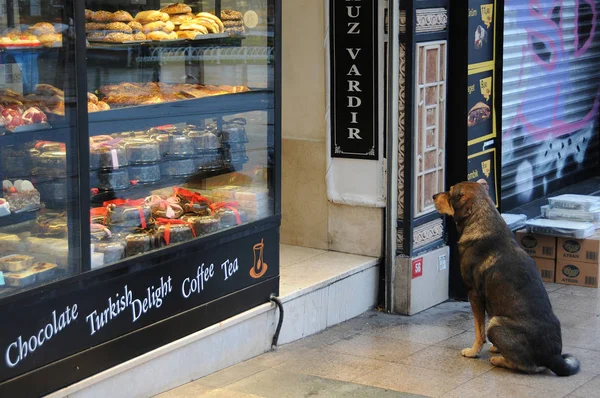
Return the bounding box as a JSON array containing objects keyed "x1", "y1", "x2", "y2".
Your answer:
[{"x1": 451, "y1": 188, "x2": 473, "y2": 222}]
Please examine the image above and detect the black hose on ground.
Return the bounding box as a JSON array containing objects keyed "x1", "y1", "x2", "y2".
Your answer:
[{"x1": 269, "y1": 294, "x2": 284, "y2": 349}]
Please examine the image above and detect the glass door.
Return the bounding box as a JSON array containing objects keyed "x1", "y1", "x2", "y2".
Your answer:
[{"x1": 0, "y1": 0, "x2": 82, "y2": 299}]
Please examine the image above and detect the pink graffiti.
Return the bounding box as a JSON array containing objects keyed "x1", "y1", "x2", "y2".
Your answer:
[{"x1": 505, "y1": 0, "x2": 600, "y2": 141}]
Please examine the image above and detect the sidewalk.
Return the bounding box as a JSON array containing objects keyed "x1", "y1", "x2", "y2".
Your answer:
[{"x1": 157, "y1": 283, "x2": 600, "y2": 398}]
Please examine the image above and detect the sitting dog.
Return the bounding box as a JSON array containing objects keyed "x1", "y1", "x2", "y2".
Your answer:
[{"x1": 433, "y1": 181, "x2": 580, "y2": 376}]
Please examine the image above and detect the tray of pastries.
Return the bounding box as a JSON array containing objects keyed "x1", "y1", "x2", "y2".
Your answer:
[{"x1": 85, "y1": 4, "x2": 231, "y2": 44}]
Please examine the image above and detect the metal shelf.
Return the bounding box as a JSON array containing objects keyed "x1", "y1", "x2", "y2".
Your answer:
[
  {"x1": 88, "y1": 90, "x2": 273, "y2": 136},
  {"x1": 0, "y1": 211, "x2": 36, "y2": 228},
  {"x1": 0, "y1": 124, "x2": 71, "y2": 146}
]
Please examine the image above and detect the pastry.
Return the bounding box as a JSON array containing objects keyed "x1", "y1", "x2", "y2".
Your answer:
[
  {"x1": 128, "y1": 21, "x2": 143, "y2": 32},
  {"x1": 135, "y1": 10, "x2": 168, "y2": 24},
  {"x1": 38, "y1": 33, "x2": 62, "y2": 47},
  {"x1": 85, "y1": 9, "x2": 93, "y2": 20},
  {"x1": 0, "y1": 254, "x2": 34, "y2": 272},
  {"x1": 182, "y1": 215, "x2": 219, "y2": 236},
  {"x1": 164, "y1": 21, "x2": 175, "y2": 33},
  {"x1": 97, "y1": 101, "x2": 111, "y2": 110},
  {"x1": 92, "y1": 11, "x2": 113, "y2": 23},
  {"x1": 125, "y1": 233, "x2": 152, "y2": 257},
  {"x1": 178, "y1": 23, "x2": 208, "y2": 34},
  {"x1": 467, "y1": 102, "x2": 491, "y2": 127},
  {"x1": 106, "y1": 22, "x2": 133, "y2": 33},
  {"x1": 112, "y1": 10, "x2": 134, "y2": 22},
  {"x1": 160, "y1": 158, "x2": 196, "y2": 177},
  {"x1": 103, "y1": 32, "x2": 134, "y2": 43},
  {"x1": 107, "y1": 203, "x2": 152, "y2": 229},
  {"x1": 31, "y1": 22, "x2": 55, "y2": 36},
  {"x1": 88, "y1": 92, "x2": 99, "y2": 104},
  {"x1": 220, "y1": 9, "x2": 243, "y2": 21},
  {"x1": 21, "y1": 106, "x2": 47, "y2": 124},
  {"x1": 3, "y1": 262, "x2": 57, "y2": 287},
  {"x1": 96, "y1": 168, "x2": 130, "y2": 191},
  {"x1": 124, "y1": 138, "x2": 161, "y2": 163},
  {"x1": 90, "y1": 145, "x2": 127, "y2": 169},
  {"x1": 156, "y1": 134, "x2": 197, "y2": 158},
  {"x1": 133, "y1": 32, "x2": 147, "y2": 41},
  {"x1": 176, "y1": 30, "x2": 200, "y2": 39},
  {"x1": 146, "y1": 31, "x2": 171, "y2": 41},
  {"x1": 95, "y1": 241, "x2": 126, "y2": 264},
  {"x1": 191, "y1": 18, "x2": 219, "y2": 33},
  {"x1": 86, "y1": 22, "x2": 107, "y2": 31},
  {"x1": 196, "y1": 12, "x2": 224, "y2": 32},
  {"x1": 142, "y1": 21, "x2": 166, "y2": 34},
  {"x1": 161, "y1": 3, "x2": 192, "y2": 15},
  {"x1": 4, "y1": 181, "x2": 41, "y2": 212},
  {"x1": 34, "y1": 84, "x2": 63, "y2": 97},
  {"x1": 157, "y1": 223, "x2": 194, "y2": 245},
  {"x1": 130, "y1": 164, "x2": 161, "y2": 184},
  {"x1": 170, "y1": 13, "x2": 194, "y2": 25}
]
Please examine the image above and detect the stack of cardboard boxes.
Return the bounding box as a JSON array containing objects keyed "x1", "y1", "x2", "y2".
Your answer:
[{"x1": 517, "y1": 230, "x2": 600, "y2": 288}]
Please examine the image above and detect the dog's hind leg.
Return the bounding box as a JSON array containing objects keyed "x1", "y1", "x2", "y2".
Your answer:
[
  {"x1": 487, "y1": 317, "x2": 541, "y2": 373},
  {"x1": 489, "y1": 345, "x2": 500, "y2": 353},
  {"x1": 462, "y1": 291, "x2": 486, "y2": 358}
]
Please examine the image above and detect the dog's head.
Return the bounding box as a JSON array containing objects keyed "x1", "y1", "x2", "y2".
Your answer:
[{"x1": 433, "y1": 181, "x2": 490, "y2": 223}]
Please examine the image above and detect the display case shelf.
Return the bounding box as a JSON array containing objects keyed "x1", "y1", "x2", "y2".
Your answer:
[
  {"x1": 0, "y1": 125, "x2": 71, "y2": 146},
  {"x1": 90, "y1": 165, "x2": 236, "y2": 206},
  {"x1": 0, "y1": 211, "x2": 36, "y2": 228},
  {"x1": 88, "y1": 90, "x2": 273, "y2": 135}
]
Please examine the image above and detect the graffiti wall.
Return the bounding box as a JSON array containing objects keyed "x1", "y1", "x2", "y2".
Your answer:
[{"x1": 502, "y1": 0, "x2": 600, "y2": 209}]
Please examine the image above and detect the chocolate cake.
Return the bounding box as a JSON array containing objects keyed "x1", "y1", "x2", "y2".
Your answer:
[
  {"x1": 157, "y1": 223, "x2": 194, "y2": 245},
  {"x1": 90, "y1": 145, "x2": 128, "y2": 170},
  {"x1": 107, "y1": 204, "x2": 152, "y2": 229},
  {"x1": 216, "y1": 207, "x2": 248, "y2": 228},
  {"x1": 96, "y1": 168, "x2": 130, "y2": 191},
  {"x1": 125, "y1": 233, "x2": 152, "y2": 257},
  {"x1": 181, "y1": 215, "x2": 219, "y2": 236}
]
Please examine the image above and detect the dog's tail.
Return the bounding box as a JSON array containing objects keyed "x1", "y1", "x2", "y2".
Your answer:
[{"x1": 546, "y1": 354, "x2": 580, "y2": 376}]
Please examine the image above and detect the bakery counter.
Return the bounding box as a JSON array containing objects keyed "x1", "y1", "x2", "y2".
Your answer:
[{"x1": 88, "y1": 89, "x2": 273, "y2": 136}]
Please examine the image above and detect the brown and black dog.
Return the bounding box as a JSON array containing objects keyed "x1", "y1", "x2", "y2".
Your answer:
[{"x1": 433, "y1": 181, "x2": 580, "y2": 376}]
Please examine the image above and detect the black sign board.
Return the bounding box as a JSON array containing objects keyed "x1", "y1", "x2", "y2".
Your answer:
[
  {"x1": 0, "y1": 229, "x2": 279, "y2": 383},
  {"x1": 468, "y1": 148, "x2": 498, "y2": 205},
  {"x1": 330, "y1": 0, "x2": 378, "y2": 160},
  {"x1": 467, "y1": 68, "x2": 494, "y2": 143},
  {"x1": 468, "y1": 0, "x2": 495, "y2": 66}
]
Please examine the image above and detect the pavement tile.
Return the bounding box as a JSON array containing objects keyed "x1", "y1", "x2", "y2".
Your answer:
[
  {"x1": 155, "y1": 382, "x2": 213, "y2": 398},
  {"x1": 196, "y1": 361, "x2": 269, "y2": 388},
  {"x1": 480, "y1": 367, "x2": 597, "y2": 397},
  {"x1": 574, "y1": 313, "x2": 600, "y2": 331},
  {"x1": 354, "y1": 362, "x2": 474, "y2": 397},
  {"x1": 272, "y1": 348, "x2": 388, "y2": 382},
  {"x1": 399, "y1": 345, "x2": 494, "y2": 378},
  {"x1": 569, "y1": 375, "x2": 600, "y2": 398},
  {"x1": 326, "y1": 311, "x2": 402, "y2": 336},
  {"x1": 441, "y1": 374, "x2": 566, "y2": 398},
  {"x1": 549, "y1": 293, "x2": 600, "y2": 315},
  {"x1": 552, "y1": 307, "x2": 592, "y2": 329},
  {"x1": 370, "y1": 323, "x2": 465, "y2": 345},
  {"x1": 562, "y1": 327, "x2": 600, "y2": 352},
  {"x1": 544, "y1": 283, "x2": 565, "y2": 293},
  {"x1": 225, "y1": 368, "x2": 427, "y2": 398},
  {"x1": 326, "y1": 333, "x2": 429, "y2": 363}
]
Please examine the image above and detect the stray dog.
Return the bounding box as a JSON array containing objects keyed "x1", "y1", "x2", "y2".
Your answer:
[{"x1": 433, "y1": 181, "x2": 580, "y2": 376}]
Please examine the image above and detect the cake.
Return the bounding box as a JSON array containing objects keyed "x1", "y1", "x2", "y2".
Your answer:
[
  {"x1": 130, "y1": 164, "x2": 161, "y2": 184},
  {"x1": 125, "y1": 233, "x2": 153, "y2": 257},
  {"x1": 94, "y1": 240, "x2": 126, "y2": 264},
  {"x1": 3, "y1": 180, "x2": 41, "y2": 212},
  {"x1": 124, "y1": 138, "x2": 161, "y2": 164},
  {"x1": 0, "y1": 254, "x2": 34, "y2": 272},
  {"x1": 157, "y1": 222, "x2": 195, "y2": 245},
  {"x1": 3, "y1": 262, "x2": 57, "y2": 287},
  {"x1": 160, "y1": 158, "x2": 196, "y2": 177},
  {"x1": 181, "y1": 215, "x2": 219, "y2": 235},
  {"x1": 107, "y1": 203, "x2": 152, "y2": 229}
]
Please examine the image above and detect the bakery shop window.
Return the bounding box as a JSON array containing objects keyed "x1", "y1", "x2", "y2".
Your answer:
[
  {"x1": 1, "y1": 1, "x2": 82, "y2": 298},
  {"x1": 0, "y1": 0, "x2": 275, "y2": 297},
  {"x1": 86, "y1": 1, "x2": 275, "y2": 268}
]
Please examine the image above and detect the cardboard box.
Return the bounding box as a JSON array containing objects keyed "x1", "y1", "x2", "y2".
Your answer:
[
  {"x1": 556, "y1": 260, "x2": 599, "y2": 288},
  {"x1": 533, "y1": 257, "x2": 555, "y2": 283},
  {"x1": 516, "y1": 230, "x2": 556, "y2": 259},
  {"x1": 557, "y1": 233, "x2": 600, "y2": 264}
]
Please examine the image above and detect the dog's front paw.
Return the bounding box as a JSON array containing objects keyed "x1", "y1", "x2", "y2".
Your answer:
[
  {"x1": 489, "y1": 345, "x2": 500, "y2": 353},
  {"x1": 461, "y1": 348, "x2": 480, "y2": 358}
]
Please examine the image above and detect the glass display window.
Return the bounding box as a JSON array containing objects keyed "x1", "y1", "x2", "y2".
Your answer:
[
  {"x1": 0, "y1": 0, "x2": 82, "y2": 298},
  {"x1": 0, "y1": 0, "x2": 277, "y2": 295}
]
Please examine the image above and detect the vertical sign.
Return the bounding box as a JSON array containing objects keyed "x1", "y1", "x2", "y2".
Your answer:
[
  {"x1": 466, "y1": 0, "x2": 498, "y2": 206},
  {"x1": 330, "y1": 0, "x2": 378, "y2": 160}
]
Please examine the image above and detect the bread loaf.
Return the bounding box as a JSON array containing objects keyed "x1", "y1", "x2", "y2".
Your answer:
[
  {"x1": 106, "y1": 22, "x2": 133, "y2": 33},
  {"x1": 169, "y1": 13, "x2": 194, "y2": 25},
  {"x1": 146, "y1": 31, "x2": 170, "y2": 41},
  {"x1": 161, "y1": 3, "x2": 192, "y2": 15},
  {"x1": 135, "y1": 10, "x2": 164, "y2": 24},
  {"x1": 112, "y1": 10, "x2": 134, "y2": 22},
  {"x1": 179, "y1": 23, "x2": 208, "y2": 34},
  {"x1": 91, "y1": 11, "x2": 113, "y2": 22}
]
